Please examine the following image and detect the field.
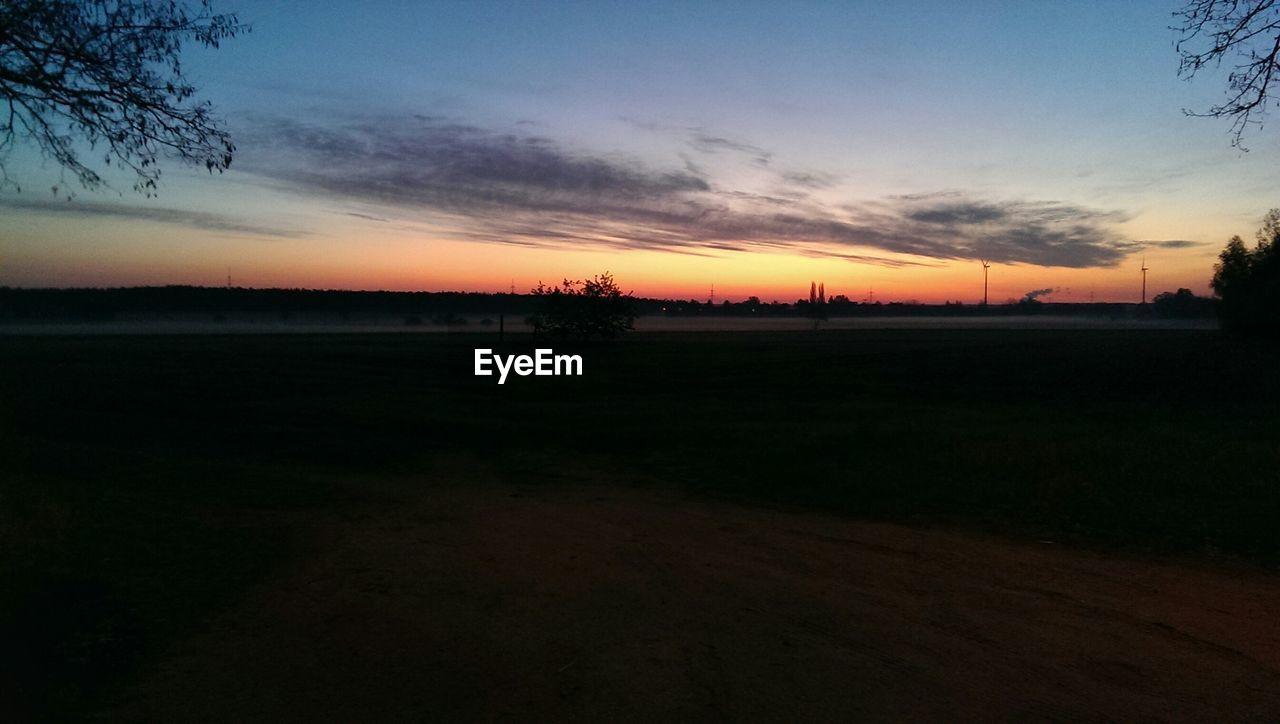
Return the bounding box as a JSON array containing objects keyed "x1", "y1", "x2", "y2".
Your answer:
[{"x1": 2, "y1": 329, "x2": 1279, "y2": 719}]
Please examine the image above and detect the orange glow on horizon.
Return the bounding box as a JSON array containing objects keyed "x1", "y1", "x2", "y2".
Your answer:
[{"x1": 0, "y1": 211, "x2": 1221, "y2": 304}]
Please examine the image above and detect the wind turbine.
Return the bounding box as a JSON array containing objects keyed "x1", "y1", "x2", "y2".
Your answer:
[
  {"x1": 980, "y1": 259, "x2": 991, "y2": 306},
  {"x1": 1141, "y1": 257, "x2": 1149, "y2": 304}
]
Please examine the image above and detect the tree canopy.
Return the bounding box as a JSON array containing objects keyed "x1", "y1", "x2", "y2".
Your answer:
[
  {"x1": 1211, "y1": 208, "x2": 1280, "y2": 333},
  {"x1": 0, "y1": 0, "x2": 246, "y2": 195},
  {"x1": 528, "y1": 273, "x2": 638, "y2": 340},
  {"x1": 1175, "y1": 0, "x2": 1280, "y2": 148}
]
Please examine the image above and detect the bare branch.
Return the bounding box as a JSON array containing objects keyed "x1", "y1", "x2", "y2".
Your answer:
[
  {"x1": 1174, "y1": 0, "x2": 1280, "y2": 149},
  {"x1": 0, "y1": 0, "x2": 247, "y2": 195}
]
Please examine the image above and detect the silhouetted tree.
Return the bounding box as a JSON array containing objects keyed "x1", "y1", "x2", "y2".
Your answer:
[
  {"x1": 529, "y1": 272, "x2": 637, "y2": 340},
  {"x1": 805, "y1": 280, "x2": 827, "y2": 324},
  {"x1": 1175, "y1": 0, "x2": 1280, "y2": 148},
  {"x1": 0, "y1": 0, "x2": 247, "y2": 194},
  {"x1": 1211, "y1": 208, "x2": 1280, "y2": 333},
  {"x1": 1151, "y1": 288, "x2": 1215, "y2": 317}
]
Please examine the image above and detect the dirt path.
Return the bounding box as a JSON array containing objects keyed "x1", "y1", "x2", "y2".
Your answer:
[{"x1": 118, "y1": 473, "x2": 1280, "y2": 721}]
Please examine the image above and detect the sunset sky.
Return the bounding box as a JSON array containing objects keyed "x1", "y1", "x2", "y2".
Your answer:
[{"x1": 3, "y1": 0, "x2": 1279, "y2": 302}]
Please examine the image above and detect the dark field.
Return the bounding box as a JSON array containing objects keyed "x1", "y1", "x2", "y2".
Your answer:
[{"x1": 2, "y1": 329, "x2": 1279, "y2": 719}]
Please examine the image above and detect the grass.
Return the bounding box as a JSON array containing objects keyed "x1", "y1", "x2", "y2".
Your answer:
[{"x1": 1, "y1": 328, "x2": 1278, "y2": 716}]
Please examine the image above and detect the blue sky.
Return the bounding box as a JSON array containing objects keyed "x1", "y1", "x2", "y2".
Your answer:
[{"x1": 2, "y1": 0, "x2": 1277, "y2": 300}]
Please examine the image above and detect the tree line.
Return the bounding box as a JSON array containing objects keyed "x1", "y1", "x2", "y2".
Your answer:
[{"x1": 0, "y1": 284, "x2": 1211, "y2": 323}]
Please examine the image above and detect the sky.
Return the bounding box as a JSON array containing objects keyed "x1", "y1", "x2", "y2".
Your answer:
[{"x1": 3, "y1": 0, "x2": 1279, "y2": 303}]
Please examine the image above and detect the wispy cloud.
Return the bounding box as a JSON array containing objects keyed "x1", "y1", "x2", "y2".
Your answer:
[
  {"x1": 0, "y1": 198, "x2": 304, "y2": 238},
  {"x1": 1135, "y1": 239, "x2": 1204, "y2": 249},
  {"x1": 778, "y1": 170, "x2": 841, "y2": 190},
  {"x1": 343, "y1": 211, "x2": 389, "y2": 222},
  {"x1": 688, "y1": 131, "x2": 773, "y2": 165},
  {"x1": 238, "y1": 114, "x2": 1189, "y2": 268}
]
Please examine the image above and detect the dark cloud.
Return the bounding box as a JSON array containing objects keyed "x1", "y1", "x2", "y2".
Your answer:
[
  {"x1": 906, "y1": 201, "x2": 1009, "y2": 225},
  {"x1": 242, "y1": 117, "x2": 708, "y2": 212},
  {"x1": 891, "y1": 197, "x2": 1145, "y2": 267},
  {"x1": 240, "y1": 115, "x2": 1187, "y2": 268},
  {"x1": 1023, "y1": 288, "x2": 1056, "y2": 301},
  {"x1": 0, "y1": 197, "x2": 303, "y2": 238}
]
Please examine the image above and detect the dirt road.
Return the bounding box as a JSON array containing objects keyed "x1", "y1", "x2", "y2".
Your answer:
[{"x1": 118, "y1": 472, "x2": 1280, "y2": 721}]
